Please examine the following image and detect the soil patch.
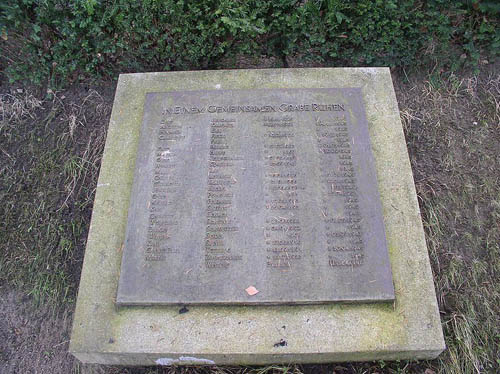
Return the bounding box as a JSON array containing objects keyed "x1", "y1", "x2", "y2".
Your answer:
[{"x1": 0, "y1": 286, "x2": 74, "y2": 374}]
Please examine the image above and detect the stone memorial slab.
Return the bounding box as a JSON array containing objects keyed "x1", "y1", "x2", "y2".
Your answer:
[
  {"x1": 70, "y1": 68, "x2": 445, "y2": 365},
  {"x1": 117, "y1": 88, "x2": 394, "y2": 305}
]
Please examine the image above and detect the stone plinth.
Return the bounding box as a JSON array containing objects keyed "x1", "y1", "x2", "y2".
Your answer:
[{"x1": 69, "y1": 68, "x2": 445, "y2": 365}]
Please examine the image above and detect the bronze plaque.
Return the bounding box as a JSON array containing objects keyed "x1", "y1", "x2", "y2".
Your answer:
[{"x1": 116, "y1": 88, "x2": 395, "y2": 305}]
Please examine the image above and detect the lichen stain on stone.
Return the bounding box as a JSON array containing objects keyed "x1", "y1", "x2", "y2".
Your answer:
[
  {"x1": 155, "y1": 357, "x2": 175, "y2": 365},
  {"x1": 155, "y1": 356, "x2": 216, "y2": 365},
  {"x1": 102, "y1": 199, "x2": 114, "y2": 214},
  {"x1": 357, "y1": 67, "x2": 383, "y2": 76}
]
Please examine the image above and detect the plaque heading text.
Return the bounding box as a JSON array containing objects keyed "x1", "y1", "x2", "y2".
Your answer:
[{"x1": 163, "y1": 103, "x2": 345, "y2": 115}]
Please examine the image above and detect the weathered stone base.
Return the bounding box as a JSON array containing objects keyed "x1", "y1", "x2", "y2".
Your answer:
[{"x1": 69, "y1": 68, "x2": 445, "y2": 365}]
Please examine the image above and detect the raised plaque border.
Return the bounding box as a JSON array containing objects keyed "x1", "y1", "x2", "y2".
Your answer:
[{"x1": 117, "y1": 88, "x2": 395, "y2": 305}]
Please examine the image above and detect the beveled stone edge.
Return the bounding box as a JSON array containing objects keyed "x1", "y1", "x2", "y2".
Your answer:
[{"x1": 69, "y1": 67, "x2": 445, "y2": 364}]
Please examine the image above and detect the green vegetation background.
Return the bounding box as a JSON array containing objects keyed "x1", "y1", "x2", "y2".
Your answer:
[{"x1": 1, "y1": 0, "x2": 499, "y2": 87}]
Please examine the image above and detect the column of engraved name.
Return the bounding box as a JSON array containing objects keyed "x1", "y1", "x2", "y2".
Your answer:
[
  {"x1": 146, "y1": 119, "x2": 182, "y2": 261},
  {"x1": 263, "y1": 116, "x2": 303, "y2": 269},
  {"x1": 205, "y1": 119, "x2": 242, "y2": 268},
  {"x1": 316, "y1": 115, "x2": 364, "y2": 267}
]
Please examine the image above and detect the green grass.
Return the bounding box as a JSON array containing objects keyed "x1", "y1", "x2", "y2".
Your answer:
[
  {"x1": 0, "y1": 89, "x2": 108, "y2": 306},
  {"x1": 398, "y1": 69, "x2": 500, "y2": 374}
]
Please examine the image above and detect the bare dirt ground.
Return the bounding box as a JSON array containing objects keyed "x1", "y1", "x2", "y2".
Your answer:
[
  {"x1": 0, "y1": 288, "x2": 74, "y2": 374},
  {"x1": 0, "y1": 62, "x2": 498, "y2": 374}
]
